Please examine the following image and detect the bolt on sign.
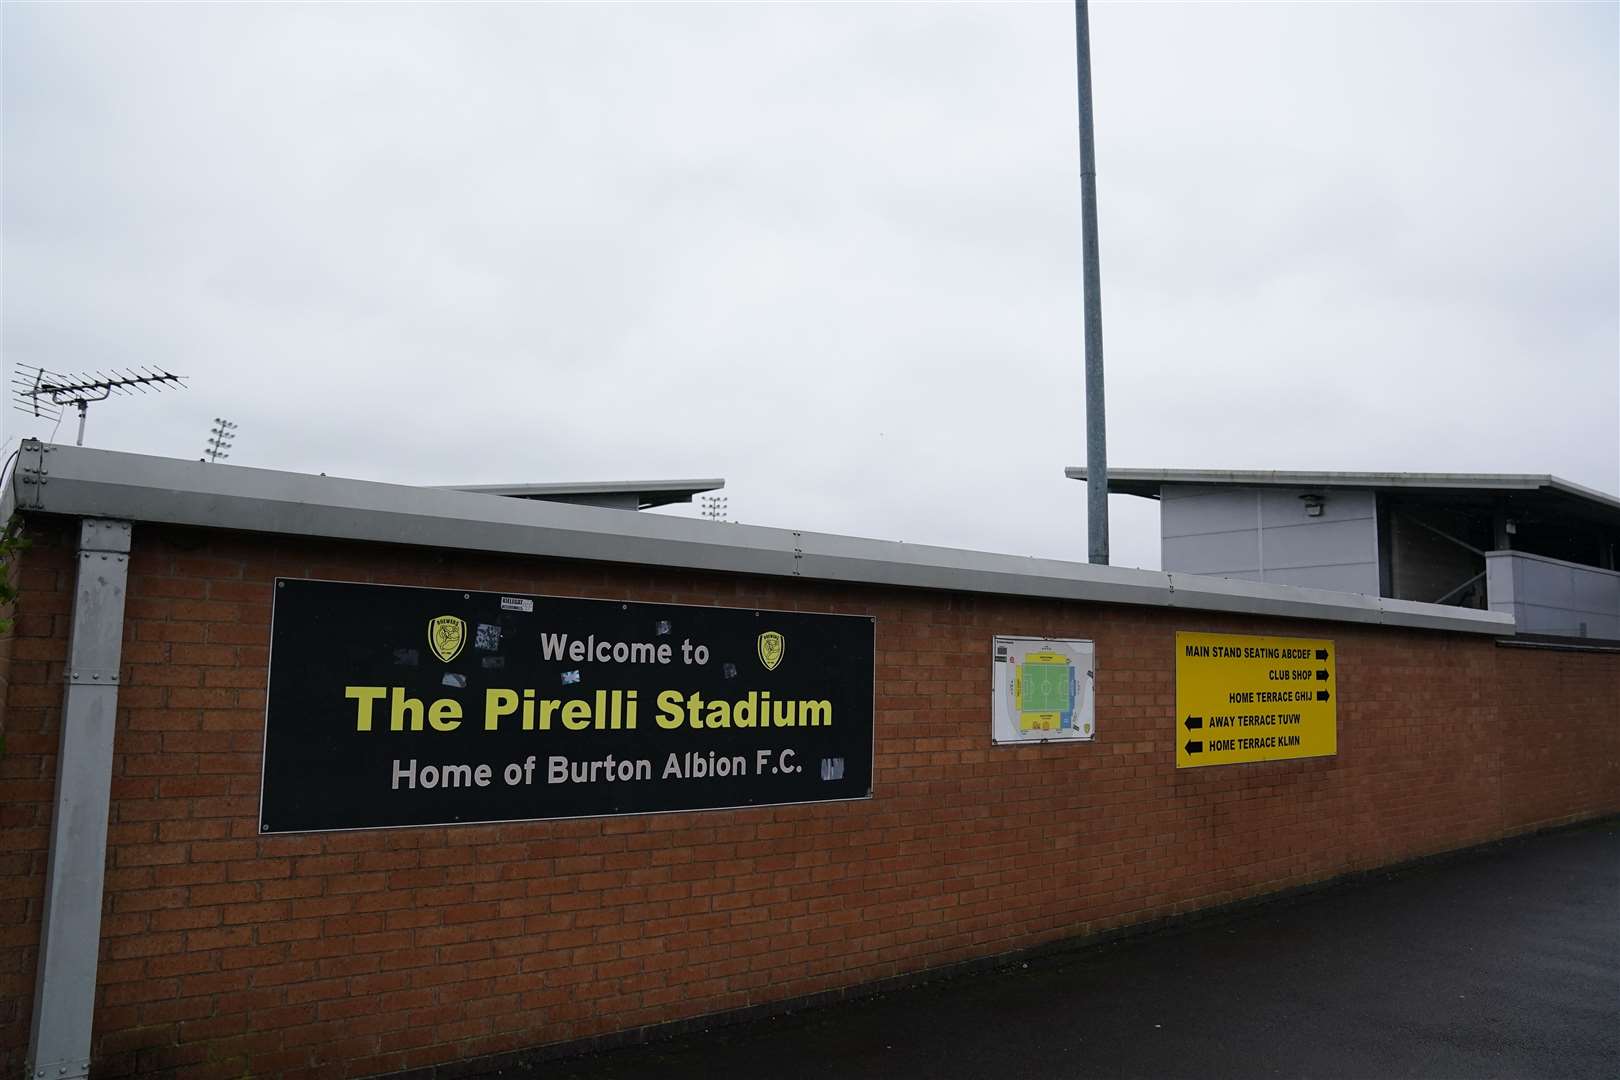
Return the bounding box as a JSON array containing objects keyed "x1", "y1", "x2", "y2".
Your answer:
[
  {"x1": 260, "y1": 580, "x2": 875, "y2": 832},
  {"x1": 1175, "y1": 631, "x2": 1336, "y2": 769}
]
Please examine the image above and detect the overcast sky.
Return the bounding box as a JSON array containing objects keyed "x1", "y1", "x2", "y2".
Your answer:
[{"x1": 4, "y1": 2, "x2": 1616, "y2": 570}]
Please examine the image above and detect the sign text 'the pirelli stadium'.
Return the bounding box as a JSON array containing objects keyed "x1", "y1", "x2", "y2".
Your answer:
[{"x1": 260, "y1": 580, "x2": 874, "y2": 832}]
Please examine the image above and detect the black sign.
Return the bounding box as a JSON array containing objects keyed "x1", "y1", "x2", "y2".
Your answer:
[{"x1": 260, "y1": 580, "x2": 875, "y2": 832}]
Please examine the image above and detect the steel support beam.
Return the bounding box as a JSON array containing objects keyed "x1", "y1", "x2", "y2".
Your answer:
[
  {"x1": 1400, "y1": 512, "x2": 1485, "y2": 557},
  {"x1": 1433, "y1": 570, "x2": 1486, "y2": 607},
  {"x1": 26, "y1": 518, "x2": 132, "y2": 1080}
]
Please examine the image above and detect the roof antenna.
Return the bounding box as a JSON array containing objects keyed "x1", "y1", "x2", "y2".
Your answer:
[
  {"x1": 12, "y1": 364, "x2": 187, "y2": 446},
  {"x1": 203, "y1": 417, "x2": 238, "y2": 463}
]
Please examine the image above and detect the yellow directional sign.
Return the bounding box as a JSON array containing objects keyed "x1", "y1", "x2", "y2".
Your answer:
[{"x1": 1175, "y1": 631, "x2": 1336, "y2": 769}]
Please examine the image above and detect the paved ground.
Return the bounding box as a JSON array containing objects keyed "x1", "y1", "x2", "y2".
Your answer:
[{"x1": 503, "y1": 820, "x2": 1619, "y2": 1079}]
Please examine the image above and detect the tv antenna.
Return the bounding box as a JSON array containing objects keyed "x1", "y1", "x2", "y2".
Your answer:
[
  {"x1": 203, "y1": 418, "x2": 238, "y2": 463},
  {"x1": 11, "y1": 364, "x2": 186, "y2": 446}
]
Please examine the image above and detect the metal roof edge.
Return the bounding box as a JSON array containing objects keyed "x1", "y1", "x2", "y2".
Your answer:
[
  {"x1": 1065, "y1": 466, "x2": 1620, "y2": 512},
  {"x1": 1167, "y1": 573, "x2": 1383, "y2": 626},
  {"x1": 11, "y1": 442, "x2": 1511, "y2": 636},
  {"x1": 1544, "y1": 476, "x2": 1620, "y2": 511},
  {"x1": 1374, "y1": 596, "x2": 1515, "y2": 634},
  {"x1": 447, "y1": 478, "x2": 726, "y2": 498}
]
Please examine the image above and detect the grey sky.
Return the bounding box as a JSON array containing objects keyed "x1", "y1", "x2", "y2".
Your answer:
[{"x1": 4, "y1": 2, "x2": 1616, "y2": 570}]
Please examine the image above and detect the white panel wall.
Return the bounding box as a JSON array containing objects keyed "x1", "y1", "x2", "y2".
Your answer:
[
  {"x1": 1486, "y1": 550, "x2": 1620, "y2": 638},
  {"x1": 1161, "y1": 486, "x2": 1380, "y2": 596}
]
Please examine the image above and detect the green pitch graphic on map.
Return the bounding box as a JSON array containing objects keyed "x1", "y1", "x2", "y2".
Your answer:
[{"x1": 990, "y1": 636, "x2": 1096, "y2": 744}]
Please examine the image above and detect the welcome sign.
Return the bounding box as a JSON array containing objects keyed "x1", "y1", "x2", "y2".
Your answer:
[{"x1": 259, "y1": 580, "x2": 875, "y2": 832}]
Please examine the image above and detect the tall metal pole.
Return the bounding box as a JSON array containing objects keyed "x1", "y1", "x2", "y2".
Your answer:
[{"x1": 1076, "y1": 0, "x2": 1109, "y2": 564}]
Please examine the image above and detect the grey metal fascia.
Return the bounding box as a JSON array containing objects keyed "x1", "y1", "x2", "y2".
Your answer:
[
  {"x1": 451, "y1": 478, "x2": 724, "y2": 496},
  {"x1": 19, "y1": 446, "x2": 785, "y2": 578},
  {"x1": 447, "y1": 478, "x2": 725, "y2": 505},
  {"x1": 1066, "y1": 466, "x2": 1557, "y2": 490},
  {"x1": 1166, "y1": 572, "x2": 1511, "y2": 633},
  {"x1": 1374, "y1": 596, "x2": 1514, "y2": 634},
  {"x1": 1167, "y1": 573, "x2": 1384, "y2": 625},
  {"x1": 795, "y1": 531, "x2": 1175, "y2": 608},
  {"x1": 1542, "y1": 476, "x2": 1620, "y2": 511},
  {"x1": 13, "y1": 443, "x2": 1513, "y2": 634},
  {"x1": 1065, "y1": 466, "x2": 1620, "y2": 512}
]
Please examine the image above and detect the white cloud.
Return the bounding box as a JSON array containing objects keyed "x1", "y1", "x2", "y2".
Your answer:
[{"x1": 3, "y1": 3, "x2": 1614, "y2": 572}]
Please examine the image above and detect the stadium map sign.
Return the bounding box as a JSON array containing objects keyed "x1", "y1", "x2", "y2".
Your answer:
[{"x1": 990, "y1": 636, "x2": 1096, "y2": 744}]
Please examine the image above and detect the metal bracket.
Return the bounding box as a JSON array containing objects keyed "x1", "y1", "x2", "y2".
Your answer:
[
  {"x1": 33, "y1": 1055, "x2": 89, "y2": 1080},
  {"x1": 67, "y1": 669, "x2": 120, "y2": 685},
  {"x1": 77, "y1": 518, "x2": 132, "y2": 555},
  {"x1": 16, "y1": 440, "x2": 50, "y2": 510}
]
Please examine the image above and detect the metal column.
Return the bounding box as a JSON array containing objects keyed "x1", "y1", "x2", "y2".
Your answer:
[
  {"x1": 26, "y1": 518, "x2": 132, "y2": 1080},
  {"x1": 1075, "y1": 0, "x2": 1110, "y2": 565}
]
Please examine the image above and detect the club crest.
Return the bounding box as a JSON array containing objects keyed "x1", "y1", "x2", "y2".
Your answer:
[
  {"x1": 757, "y1": 631, "x2": 785, "y2": 672},
  {"x1": 428, "y1": 615, "x2": 466, "y2": 663}
]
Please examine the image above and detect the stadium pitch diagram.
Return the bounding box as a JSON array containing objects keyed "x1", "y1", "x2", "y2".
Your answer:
[{"x1": 991, "y1": 636, "x2": 1096, "y2": 744}]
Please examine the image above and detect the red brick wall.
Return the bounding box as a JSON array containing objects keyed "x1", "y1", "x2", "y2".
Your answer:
[
  {"x1": 1498, "y1": 645, "x2": 1620, "y2": 832},
  {"x1": 0, "y1": 517, "x2": 72, "y2": 1076},
  {"x1": 2, "y1": 514, "x2": 1616, "y2": 1080}
]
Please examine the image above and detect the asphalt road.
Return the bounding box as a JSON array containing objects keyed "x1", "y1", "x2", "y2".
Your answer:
[{"x1": 503, "y1": 820, "x2": 1619, "y2": 1080}]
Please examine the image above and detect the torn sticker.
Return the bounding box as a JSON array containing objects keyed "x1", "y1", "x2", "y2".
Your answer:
[
  {"x1": 820, "y1": 757, "x2": 845, "y2": 781},
  {"x1": 561, "y1": 670, "x2": 581, "y2": 685},
  {"x1": 722, "y1": 663, "x2": 737, "y2": 680},
  {"x1": 501, "y1": 596, "x2": 534, "y2": 613},
  {"x1": 655, "y1": 620, "x2": 671, "y2": 636},
  {"x1": 475, "y1": 623, "x2": 502, "y2": 651},
  {"x1": 441, "y1": 673, "x2": 467, "y2": 689}
]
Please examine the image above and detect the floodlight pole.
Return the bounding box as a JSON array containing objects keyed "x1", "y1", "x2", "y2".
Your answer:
[{"x1": 1076, "y1": 0, "x2": 1109, "y2": 565}]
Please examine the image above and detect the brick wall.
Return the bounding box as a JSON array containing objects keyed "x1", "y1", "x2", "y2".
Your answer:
[
  {"x1": 2, "y1": 514, "x2": 1616, "y2": 1080},
  {"x1": 1498, "y1": 645, "x2": 1620, "y2": 832}
]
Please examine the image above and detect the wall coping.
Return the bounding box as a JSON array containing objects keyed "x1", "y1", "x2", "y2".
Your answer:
[
  {"x1": 4, "y1": 441, "x2": 1514, "y2": 636},
  {"x1": 1485, "y1": 548, "x2": 1620, "y2": 579}
]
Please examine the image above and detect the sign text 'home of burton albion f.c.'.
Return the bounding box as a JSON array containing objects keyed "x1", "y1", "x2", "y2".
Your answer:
[{"x1": 260, "y1": 580, "x2": 876, "y2": 832}]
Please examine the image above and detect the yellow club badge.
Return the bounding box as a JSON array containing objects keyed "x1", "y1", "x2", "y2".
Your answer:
[
  {"x1": 757, "y1": 631, "x2": 785, "y2": 672},
  {"x1": 428, "y1": 615, "x2": 466, "y2": 663}
]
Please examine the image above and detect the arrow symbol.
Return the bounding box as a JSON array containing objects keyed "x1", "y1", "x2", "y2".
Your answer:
[
  {"x1": 1315, "y1": 669, "x2": 1329, "y2": 681},
  {"x1": 1185, "y1": 739, "x2": 1203, "y2": 755},
  {"x1": 1184, "y1": 715, "x2": 1203, "y2": 731},
  {"x1": 1315, "y1": 649, "x2": 1329, "y2": 661},
  {"x1": 1316, "y1": 690, "x2": 1331, "y2": 702}
]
